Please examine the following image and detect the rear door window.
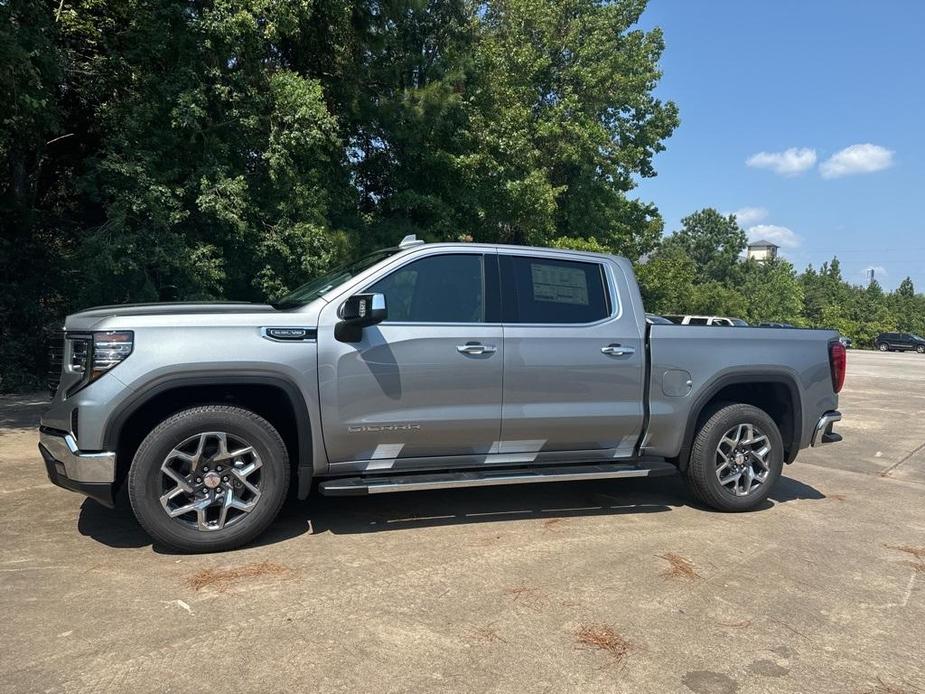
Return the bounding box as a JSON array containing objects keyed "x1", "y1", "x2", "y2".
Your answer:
[{"x1": 501, "y1": 256, "x2": 611, "y2": 324}]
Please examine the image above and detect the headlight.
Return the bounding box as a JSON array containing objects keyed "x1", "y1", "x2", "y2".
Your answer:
[{"x1": 66, "y1": 330, "x2": 133, "y2": 393}]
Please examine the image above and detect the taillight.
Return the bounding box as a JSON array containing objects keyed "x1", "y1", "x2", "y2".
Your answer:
[{"x1": 829, "y1": 341, "x2": 846, "y2": 393}]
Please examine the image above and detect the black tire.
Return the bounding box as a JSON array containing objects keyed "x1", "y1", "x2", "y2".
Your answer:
[
  {"x1": 917, "y1": 345, "x2": 925, "y2": 354},
  {"x1": 684, "y1": 403, "x2": 784, "y2": 512},
  {"x1": 878, "y1": 343, "x2": 889, "y2": 352},
  {"x1": 128, "y1": 406, "x2": 290, "y2": 553}
]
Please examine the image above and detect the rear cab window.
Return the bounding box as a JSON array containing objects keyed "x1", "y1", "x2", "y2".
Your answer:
[{"x1": 501, "y1": 255, "x2": 613, "y2": 324}]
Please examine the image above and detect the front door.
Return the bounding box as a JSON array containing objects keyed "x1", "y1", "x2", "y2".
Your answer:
[
  {"x1": 317, "y1": 251, "x2": 503, "y2": 468},
  {"x1": 498, "y1": 252, "x2": 646, "y2": 460}
]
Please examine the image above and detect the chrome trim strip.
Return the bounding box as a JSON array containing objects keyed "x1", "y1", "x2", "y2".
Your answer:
[
  {"x1": 39, "y1": 430, "x2": 116, "y2": 483},
  {"x1": 811, "y1": 410, "x2": 842, "y2": 446},
  {"x1": 322, "y1": 464, "x2": 662, "y2": 495}
]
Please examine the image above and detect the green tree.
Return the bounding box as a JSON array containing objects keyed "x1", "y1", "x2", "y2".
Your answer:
[
  {"x1": 661, "y1": 209, "x2": 747, "y2": 284},
  {"x1": 460, "y1": 0, "x2": 679, "y2": 255},
  {"x1": 739, "y1": 258, "x2": 804, "y2": 325},
  {"x1": 635, "y1": 245, "x2": 697, "y2": 314}
]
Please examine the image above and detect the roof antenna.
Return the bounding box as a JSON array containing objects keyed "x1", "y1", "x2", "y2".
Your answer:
[{"x1": 399, "y1": 234, "x2": 425, "y2": 249}]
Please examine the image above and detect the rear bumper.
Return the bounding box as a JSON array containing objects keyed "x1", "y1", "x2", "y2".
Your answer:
[
  {"x1": 811, "y1": 410, "x2": 842, "y2": 447},
  {"x1": 38, "y1": 428, "x2": 116, "y2": 508}
]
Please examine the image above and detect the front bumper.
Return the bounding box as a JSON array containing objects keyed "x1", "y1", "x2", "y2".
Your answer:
[
  {"x1": 38, "y1": 428, "x2": 117, "y2": 507},
  {"x1": 811, "y1": 410, "x2": 842, "y2": 446}
]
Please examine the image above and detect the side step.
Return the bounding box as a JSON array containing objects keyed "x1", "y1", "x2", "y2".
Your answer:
[{"x1": 319, "y1": 460, "x2": 677, "y2": 496}]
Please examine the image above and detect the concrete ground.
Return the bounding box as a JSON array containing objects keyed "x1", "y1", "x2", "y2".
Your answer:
[{"x1": 1, "y1": 350, "x2": 923, "y2": 694}]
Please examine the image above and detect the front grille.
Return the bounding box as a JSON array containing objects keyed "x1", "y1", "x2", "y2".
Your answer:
[{"x1": 47, "y1": 330, "x2": 65, "y2": 397}]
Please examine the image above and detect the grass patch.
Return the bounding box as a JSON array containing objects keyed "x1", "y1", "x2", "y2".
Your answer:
[
  {"x1": 187, "y1": 561, "x2": 289, "y2": 592},
  {"x1": 576, "y1": 624, "x2": 631, "y2": 665}
]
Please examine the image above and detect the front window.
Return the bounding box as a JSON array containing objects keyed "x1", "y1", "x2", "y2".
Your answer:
[
  {"x1": 368, "y1": 254, "x2": 485, "y2": 323},
  {"x1": 273, "y1": 249, "x2": 399, "y2": 309}
]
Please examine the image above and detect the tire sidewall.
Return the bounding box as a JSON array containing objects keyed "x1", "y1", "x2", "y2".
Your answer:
[
  {"x1": 128, "y1": 407, "x2": 289, "y2": 552},
  {"x1": 689, "y1": 404, "x2": 784, "y2": 512}
]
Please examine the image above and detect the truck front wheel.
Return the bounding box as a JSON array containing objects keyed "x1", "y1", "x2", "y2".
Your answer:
[
  {"x1": 128, "y1": 405, "x2": 290, "y2": 553},
  {"x1": 684, "y1": 403, "x2": 784, "y2": 512}
]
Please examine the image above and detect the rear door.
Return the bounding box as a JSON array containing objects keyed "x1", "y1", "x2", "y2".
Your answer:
[
  {"x1": 498, "y1": 252, "x2": 645, "y2": 460},
  {"x1": 316, "y1": 250, "x2": 503, "y2": 467}
]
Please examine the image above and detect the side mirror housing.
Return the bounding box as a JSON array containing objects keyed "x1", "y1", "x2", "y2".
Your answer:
[{"x1": 335, "y1": 293, "x2": 387, "y2": 343}]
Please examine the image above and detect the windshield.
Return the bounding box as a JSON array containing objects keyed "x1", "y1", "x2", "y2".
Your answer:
[{"x1": 273, "y1": 248, "x2": 399, "y2": 309}]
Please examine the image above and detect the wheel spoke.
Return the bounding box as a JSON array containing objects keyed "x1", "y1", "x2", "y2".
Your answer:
[
  {"x1": 166, "y1": 495, "x2": 211, "y2": 519},
  {"x1": 233, "y1": 467, "x2": 261, "y2": 497},
  {"x1": 161, "y1": 465, "x2": 193, "y2": 494},
  {"x1": 739, "y1": 467, "x2": 755, "y2": 495}
]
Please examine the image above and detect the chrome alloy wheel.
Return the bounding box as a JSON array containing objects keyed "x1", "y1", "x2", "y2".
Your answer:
[
  {"x1": 714, "y1": 423, "x2": 771, "y2": 497},
  {"x1": 159, "y1": 432, "x2": 262, "y2": 531}
]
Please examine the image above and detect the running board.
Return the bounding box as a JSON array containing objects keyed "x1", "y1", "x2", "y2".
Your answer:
[{"x1": 319, "y1": 460, "x2": 677, "y2": 496}]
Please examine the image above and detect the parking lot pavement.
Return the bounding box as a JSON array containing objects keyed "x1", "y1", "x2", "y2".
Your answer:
[{"x1": 1, "y1": 350, "x2": 924, "y2": 693}]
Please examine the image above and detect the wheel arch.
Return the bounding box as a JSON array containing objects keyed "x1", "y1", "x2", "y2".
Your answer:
[
  {"x1": 103, "y1": 372, "x2": 314, "y2": 500},
  {"x1": 676, "y1": 370, "x2": 803, "y2": 471}
]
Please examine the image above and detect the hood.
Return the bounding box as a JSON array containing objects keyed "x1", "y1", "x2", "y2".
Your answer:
[{"x1": 63, "y1": 302, "x2": 276, "y2": 331}]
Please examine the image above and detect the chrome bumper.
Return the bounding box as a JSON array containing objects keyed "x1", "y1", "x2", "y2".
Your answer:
[
  {"x1": 811, "y1": 410, "x2": 842, "y2": 447},
  {"x1": 38, "y1": 429, "x2": 116, "y2": 483}
]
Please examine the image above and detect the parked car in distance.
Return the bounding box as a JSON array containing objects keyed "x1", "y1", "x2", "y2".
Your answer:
[
  {"x1": 646, "y1": 313, "x2": 674, "y2": 325},
  {"x1": 664, "y1": 315, "x2": 747, "y2": 327},
  {"x1": 838, "y1": 336, "x2": 852, "y2": 349},
  {"x1": 758, "y1": 322, "x2": 795, "y2": 329},
  {"x1": 40, "y1": 237, "x2": 845, "y2": 552},
  {"x1": 874, "y1": 332, "x2": 925, "y2": 353}
]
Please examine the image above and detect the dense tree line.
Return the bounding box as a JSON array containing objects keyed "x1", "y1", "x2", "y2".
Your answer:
[
  {"x1": 0, "y1": 1, "x2": 920, "y2": 392},
  {"x1": 1, "y1": 0, "x2": 677, "y2": 390},
  {"x1": 635, "y1": 209, "x2": 925, "y2": 347}
]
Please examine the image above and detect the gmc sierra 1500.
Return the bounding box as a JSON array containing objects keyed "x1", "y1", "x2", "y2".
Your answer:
[{"x1": 40, "y1": 237, "x2": 844, "y2": 552}]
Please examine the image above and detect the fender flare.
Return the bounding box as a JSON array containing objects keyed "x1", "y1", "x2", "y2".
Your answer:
[
  {"x1": 103, "y1": 371, "x2": 315, "y2": 499},
  {"x1": 676, "y1": 368, "x2": 803, "y2": 470}
]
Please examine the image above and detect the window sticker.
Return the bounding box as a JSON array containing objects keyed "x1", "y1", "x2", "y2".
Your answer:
[{"x1": 530, "y1": 263, "x2": 589, "y2": 305}]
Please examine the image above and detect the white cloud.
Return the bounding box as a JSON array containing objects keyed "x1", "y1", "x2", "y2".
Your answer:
[
  {"x1": 820, "y1": 144, "x2": 894, "y2": 178},
  {"x1": 731, "y1": 206, "x2": 768, "y2": 226},
  {"x1": 747, "y1": 224, "x2": 801, "y2": 248},
  {"x1": 746, "y1": 147, "x2": 817, "y2": 176}
]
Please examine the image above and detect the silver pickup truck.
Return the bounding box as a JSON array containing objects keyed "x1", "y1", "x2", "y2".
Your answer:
[{"x1": 40, "y1": 238, "x2": 845, "y2": 552}]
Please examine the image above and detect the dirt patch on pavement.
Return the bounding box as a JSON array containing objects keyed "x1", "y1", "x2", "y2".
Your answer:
[
  {"x1": 658, "y1": 552, "x2": 700, "y2": 580},
  {"x1": 884, "y1": 545, "x2": 925, "y2": 573}
]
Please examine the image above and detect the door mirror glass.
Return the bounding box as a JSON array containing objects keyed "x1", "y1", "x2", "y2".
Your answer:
[{"x1": 335, "y1": 293, "x2": 387, "y2": 342}]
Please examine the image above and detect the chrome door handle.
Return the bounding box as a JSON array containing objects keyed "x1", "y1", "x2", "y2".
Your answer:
[
  {"x1": 601, "y1": 344, "x2": 634, "y2": 356},
  {"x1": 457, "y1": 343, "x2": 496, "y2": 355}
]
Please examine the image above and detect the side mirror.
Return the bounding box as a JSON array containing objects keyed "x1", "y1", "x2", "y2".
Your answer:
[{"x1": 335, "y1": 293, "x2": 387, "y2": 343}]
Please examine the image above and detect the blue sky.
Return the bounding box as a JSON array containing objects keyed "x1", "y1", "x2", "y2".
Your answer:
[{"x1": 634, "y1": 0, "x2": 925, "y2": 290}]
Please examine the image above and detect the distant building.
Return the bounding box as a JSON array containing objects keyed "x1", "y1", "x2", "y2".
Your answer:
[{"x1": 746, "y1": 239, "x2": 779, "y2": 263}]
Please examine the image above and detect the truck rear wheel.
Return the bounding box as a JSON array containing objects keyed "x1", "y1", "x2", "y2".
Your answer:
[
  {"x1": 684, "y1": 403, "x2": 784, "y2": 512},
  {"x1": 127, "y1": 405, "x2": 290, "y2": 553}
]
